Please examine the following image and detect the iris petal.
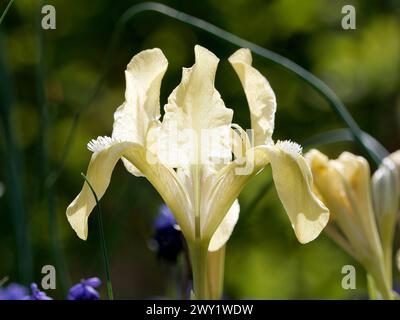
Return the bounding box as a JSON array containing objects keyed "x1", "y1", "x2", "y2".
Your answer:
[
  {"x1": 264, "y1": 142, "x2": 330, "y2": 244},
  {"x1": 112, "y1": 48, "x2": 168, "y2": 176},
  {"x1": 66, "y1": 141, "x2": 136, "y2": 240},
  {"x1": 208, "y1": 199, "x2": 240, "y2": 252},
  {"x1": 157, "y1": 45, "x2": 233, "y2": 170},
  {"x1": 229, "y1": 48, "x2": 276, "y2": 146},
  {"x1": 66, "y1": 141, "x2": 192, "y2": 241}
]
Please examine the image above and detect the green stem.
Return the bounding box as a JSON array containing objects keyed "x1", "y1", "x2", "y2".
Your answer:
[
  {"x1": 189, "y1": 241, "x2": 209, "y2": 300},
  {"x1": 366, "y1": 257, "x2": 393, "y2": 300},
  {"x1": 366, "y1": 273, "x2": 378, "y2": 300},
  {"x1": 383, "y1": 245, "x2": 393, "y2": 287},
  {"x1": 0, "y1": 0, "x2": 15, "y2": 25},
  {"x1": 303, "y1": 128, "x2": 389, "y2": 160},
  {"x1": 207, "y1": 246, "x2": 225, "y2": 300},
  {"x1": 81, "y1": 173, "x2": 114, "y2": 300}
]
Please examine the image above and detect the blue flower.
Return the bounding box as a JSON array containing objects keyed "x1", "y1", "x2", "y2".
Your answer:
[
  {"x1": 155, "y1": 204, "x2": 178, "y2": 230},
  {"x1": 152, "y1": 204, "x2": 183, "y2": 263},
  {"x1": 68, "y1": 277, "x2": 101, "y2": 300},
  {"x1": 23, "y1": 283, "x2": 53, "y2": 300},
  {"x1": 0, "y1": 283, "x2": 28, "y2": 300}
]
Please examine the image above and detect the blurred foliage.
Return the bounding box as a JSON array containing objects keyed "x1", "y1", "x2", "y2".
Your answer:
[{"x1": 0, "y1": 0, "x2": 399, "y2": 299}]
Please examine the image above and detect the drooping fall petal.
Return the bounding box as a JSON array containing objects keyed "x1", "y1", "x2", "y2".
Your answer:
[
  {"x1": 66, "y1": 139, "x2": 134, "y2": 240},
  {"x1": 264, "y1": 141, "x2": 329, "y2": 244},
  {"x1": 67, "y1": 138, "x2": 193, "y2": 241}
]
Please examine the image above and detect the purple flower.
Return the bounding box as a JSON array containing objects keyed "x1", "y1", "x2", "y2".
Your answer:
[
  {"x1": 68, "y1": 278, "x2": 101, "y2": 300},
  {"x1": 152, "y1": 204, "x2": 183, "y2": 263},
  {"x1": 155, "y1": 204, "x2": 178, "y2": 229},
  {"x1": 0, "y1": 283, "x2": 28, "y2": 300},
  {"x1": 23, "y1": 283, "x2": 53, "y2": 300}
]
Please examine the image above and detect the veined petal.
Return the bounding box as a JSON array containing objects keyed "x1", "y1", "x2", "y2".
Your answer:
[
  {"x1": 208, "y1": 199, "x2": 240, "y2": 252},
  {"x1": 158, "y1": 45, "x2": 233, "y2": 168},
  {"x1": 202, "y1": 146, "x2": 270, "y2": 242},
  {"x1": 112, "y1": 48, "x2": 168, "y2": 176},
  {"x1": 265, "y1": 141, "x2": 329, "y2": 244},
  {"x1": 67, "y1": 139, "x2": 192, "y2": 241},
  {"x1": 229, "y1": 48, "x2": 276, "y2": 146},
  {"x1": 123, "y1": 147, "x2": 193, "y2": 242}
]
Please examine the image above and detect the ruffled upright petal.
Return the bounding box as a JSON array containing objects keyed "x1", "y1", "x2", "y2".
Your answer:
[
  {"x1": 157, "y1": 45, "x2": 233, "y2": 169},
  {"x1": 112, "y1": 48, "x2": 168, "y2": 176},
  {"x1": 229, "y1": 48, "x2": 276, "y2": 146}
]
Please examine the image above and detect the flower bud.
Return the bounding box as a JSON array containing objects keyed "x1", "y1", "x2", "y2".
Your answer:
[{"x1": 372, "y1": 157, "x2": 400, "y2": 234}]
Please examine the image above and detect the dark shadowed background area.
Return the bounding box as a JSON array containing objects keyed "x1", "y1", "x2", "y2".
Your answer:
[{"x1": 0, "y1": 0, "x2": 399, "y2": 299}]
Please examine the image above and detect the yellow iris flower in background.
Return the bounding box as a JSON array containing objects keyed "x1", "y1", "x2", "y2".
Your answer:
[{"x1": 306, "y1": 149, "x2": 400, "y2": 299}]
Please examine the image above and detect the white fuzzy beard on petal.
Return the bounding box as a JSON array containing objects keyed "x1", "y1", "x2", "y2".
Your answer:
[
  {"x1": 87, "y1": 136, "x2": 120, "y2": 153},
  {"x1": 275, "y1": 140, "x2": 303, "y2": 157}
]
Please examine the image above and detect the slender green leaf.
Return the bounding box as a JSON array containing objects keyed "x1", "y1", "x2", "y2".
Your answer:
[
  {"x1": 303, "y1": 128, "x2": 389, "y2": 160},
  {"x1": 0, "y1": 0, "x2": 15, "y2": 25},
  {"x1": 81, "y1": 173, "x2": 114, "y2": 300}
]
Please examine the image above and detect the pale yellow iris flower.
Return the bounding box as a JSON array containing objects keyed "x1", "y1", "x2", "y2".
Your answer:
[{"x1": 66, "y1": 46, "x2": 329, "y2": 297}]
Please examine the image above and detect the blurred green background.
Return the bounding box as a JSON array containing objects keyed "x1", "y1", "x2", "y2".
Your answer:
[{"x1": 0, "y1": 0, "x2": 399, "y2": 299}]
